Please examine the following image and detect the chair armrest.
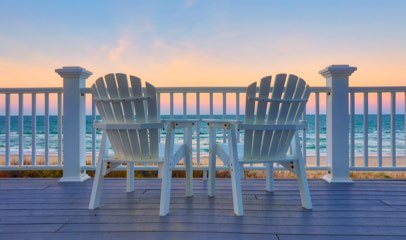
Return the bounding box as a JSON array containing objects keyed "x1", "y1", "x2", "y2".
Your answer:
[
  {"x1": 163, "y1": 119, "x2": 198, "y2": 128},
  {"x1": 93, "y1": 120, "x2": 164, "y2": 130},
  {"x1": 299, "y1": 120, "x2": 308, "y2": 130},
  {"x1": 202, "y1": 119, "x2": 242, "y2": 129}
]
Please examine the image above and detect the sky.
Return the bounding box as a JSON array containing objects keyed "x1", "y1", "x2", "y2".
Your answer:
[{"x1": 0, "y1": 0, "x2": 405, "y2": 114}]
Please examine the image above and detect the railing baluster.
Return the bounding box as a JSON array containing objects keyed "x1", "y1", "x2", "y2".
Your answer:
[
  {"x1": 390, "y1": 92, "x2": 396, "y2": 166},
  {"x1": 157, "y1": 93, "x2": 161, "y2": 143},
  {"x1": 170, "y1": 92, "x2": 174, "y2": 118},
  {"x1": 92, "y1": 99, "x2": 96, "y2": 166},
  {"x1": 209, "y1": 92, "x2": 213, "y2": 117},
  {"x1": 350, "y1": 92, "x2": 355, "y2": 167},
  {"x1": 57, "y1": 92, "x2": 63, "y2": 165},
  {"x1": 363, "y1": 92, "x2": 368, "y2": 167},
  {"x1": 315, "y1": 92, "x2": 320, "y2": 167},
  {"x1": 222, "y1": 92, "x2": 226, "y2": 143},
  {"x1": 157, "y1": 93, "x2": 161, "y2": 118},
  {"x1": 5, "y1": 93, "x2": 11, "y2": 166},
  {"x1": 183, "y1": 92, "x2": 187, "y2": 119},
  {"x1": 404, "y1": 92, "x2": 406, "y2": 163},
  {"x1": 183, "y1": 92, "x2": 187, "y2": 146},
  {"x1": 302, "y1": 107, "x2": 307, "y2": 164},
  {"x1": 208, "y1": 92, "x2": 214, "y2": 179},
  {"x1": 31, "y1": 93, "x2": 37, "y2": 166},
  {"x1": 196, "y1": 92, "x2": 200, "y2": 165},
  {"x1": 236, "y1": 92, "x2": 240, "y2": 143},
  {"x1": 44, "y1": 93, "x2": 49, "y2": 166},
  {"x1": 18, "y1": 93, "x2": 24, "y2": 166},
  {"x1": 377, "y1": 92, "x2": 382, "y2": 167}
]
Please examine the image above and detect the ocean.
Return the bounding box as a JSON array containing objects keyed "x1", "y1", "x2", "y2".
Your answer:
[{"x1": 0, "y1": 115, "x2": 404, "y2": 157}]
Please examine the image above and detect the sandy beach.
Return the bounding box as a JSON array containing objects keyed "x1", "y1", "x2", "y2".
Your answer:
[{"x1": 0, "y1": 154, "x2": 405, "y2": 178}]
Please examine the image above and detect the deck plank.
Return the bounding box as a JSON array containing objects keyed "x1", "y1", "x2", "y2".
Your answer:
[{"x1": 0, "y1": 178, "x2": 405, "y2": 239}]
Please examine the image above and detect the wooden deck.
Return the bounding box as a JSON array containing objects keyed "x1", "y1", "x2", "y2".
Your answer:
[{"x1": 1, "y1": 178, "x2": 406, "y2": 239}]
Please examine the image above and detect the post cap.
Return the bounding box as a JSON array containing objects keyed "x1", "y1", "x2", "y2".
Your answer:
[
  {"x1": 55, "y1": 66, "x2": 92, "y2": 80},
  {"x1": 319, "y1": 65, "x2": 357, "y2": 79}
]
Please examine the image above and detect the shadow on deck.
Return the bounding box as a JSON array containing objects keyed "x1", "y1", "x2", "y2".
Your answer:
[{"x1": 0, "y1": 178, "x2": 406, "y2": 239}]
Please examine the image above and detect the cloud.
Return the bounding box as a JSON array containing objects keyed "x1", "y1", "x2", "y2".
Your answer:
[
  {"x1": 108, "y1": 36, "x2": 130, "y2": 63},
  {"x1": 184, "y1": 0, "x2": 196, "y2": 8}
]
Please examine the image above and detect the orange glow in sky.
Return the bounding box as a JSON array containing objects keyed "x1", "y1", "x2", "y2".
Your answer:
[{"x1": 0, "y1": 1, "x2": 405, "y2": 114}]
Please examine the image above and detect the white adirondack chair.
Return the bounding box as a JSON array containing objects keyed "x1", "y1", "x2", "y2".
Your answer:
[
  {"x1": 88, "y1": 73, "x2": 195, "y2": 216},
  {"x1": 205, "y1": 74, "x2": 312, "y2": 216}
]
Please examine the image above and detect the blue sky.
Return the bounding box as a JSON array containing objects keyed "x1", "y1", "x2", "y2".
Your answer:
[{"x1": 0, "y1": 0, "x2": 405, "y2": 88}]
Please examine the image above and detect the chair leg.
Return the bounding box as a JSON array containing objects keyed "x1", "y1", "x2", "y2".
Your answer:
[
  {"x1": 160, "y1": 124, "x2": 175, "y2": 216},
  {"x1": 89, "y1": 160, "x2": 107, "y2": 209},
  {"x1": 294, "y1": 135, "x2": 312, "y2": 209},
  {"x1": 208, "y1": 127, "x2": 216, "y2": 197},
  {"x1": 230, "y1": 162, "x2": 243, "y2": 216},
  {"x1": 185, "y1": 127, "x2": 193, "y2": 197},
  {"x1": 265, "y1": 163, "x2": 274, "y2": 192},
  {"x1": 296, "y1": 158, "x2": 312, "y2": 209},
  {"x1": 228, "y1": 125, "x2": 243, "y2": 216},
  {"x1": 159, "y1": 160, "x2": 173, "y2": 216},
  {"x1": 126, "y1": 163, "x2": 135, "y2": 192},
  {"x1": 89, "y1": 132, "x2": 108, "y2": 210}
]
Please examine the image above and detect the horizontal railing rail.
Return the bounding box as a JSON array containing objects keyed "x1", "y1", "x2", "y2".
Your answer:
[{"x1": 0, "y1": 88, "x2": 62, "y2": 93}]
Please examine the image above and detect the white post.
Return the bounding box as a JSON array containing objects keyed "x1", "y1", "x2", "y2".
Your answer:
[
  {"x1": 320, "y1": 65, "x2": 356, "y2": 183},
  {"x1": 56, "y1": 66, "x2": 92, "y2": 182}
]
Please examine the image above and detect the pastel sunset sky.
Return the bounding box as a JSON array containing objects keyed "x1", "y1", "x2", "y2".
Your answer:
[{"x1": 0, "y1": 0, "x2": 405, "y2": 114}]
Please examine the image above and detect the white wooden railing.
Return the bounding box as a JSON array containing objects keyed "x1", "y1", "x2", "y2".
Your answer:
[
  {"x1": 0, "y1": 88, "x2": 63, "y2": 170},
  {"x1": 349, "y1": 87, "x2": 406, "y2": 171},
  {"x1": 0, "y1": 65, "x2": 405, "y2": 183},
  {"x1": 82, "y1": 85, "x2": 330, "y2": 171}
]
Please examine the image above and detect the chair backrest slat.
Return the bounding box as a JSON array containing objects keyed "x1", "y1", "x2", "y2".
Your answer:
[
  {"x1": 116, "y1": 73, "x2": 141, "y2": 160},
  {"x1": 105, "y1": 74, "x2": 134, "y2": 159},
  {"x1": 243, "y1": 82, "x2": 257, "y2": 159},
  {"x1": 105, "y1": 74, "x2": 124, "y2": 123},
  {"x1": 268, "y1": 75, "x2": 298, "y2": 157},
  {"x1": 276, "y1": 75, "x2": 299, "y2": 124},
  {"x1": 286, "y1": 78, "x2": 306, "y2": 124},
  {"x1": 251, "y1": 76, "x2": 271, "y2": 159},
  {"x1": 281, "y1": 84, "x2": 311, "y2": 157},
  {"x1": 146, "y1": 82, "x2": 159, "y2": 159},
  {"x1": 94, "y1": 77, "x2": 125, "y2": 158},
  {"x1": 260, "y1": 74, "x2": 286, "y2": 159},
  {"x1": 276, "y1": 77, "x2": 306, "y2": 157},
  {"x1": 295, "y1": 85, "x2": 311, "y2": 123},
  {"x1": 129, "y1": 76, "x2": 150, "y2": 159}
]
